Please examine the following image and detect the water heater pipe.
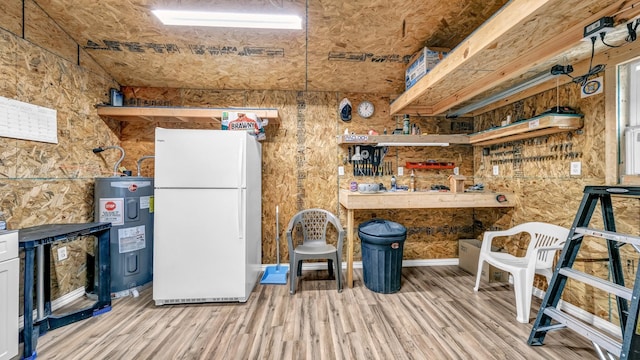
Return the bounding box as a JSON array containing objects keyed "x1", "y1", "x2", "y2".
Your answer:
[
  {"x1": 136, "y1": 156, "x2": 155, "y2": 177},
  {"x1": 92, "y1": 145, "x2": 125, "y2": 176}
]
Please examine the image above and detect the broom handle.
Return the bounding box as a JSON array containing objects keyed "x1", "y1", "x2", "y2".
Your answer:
[{"x1": 275, "y1": 205, "x2": 280, "y2": 268}]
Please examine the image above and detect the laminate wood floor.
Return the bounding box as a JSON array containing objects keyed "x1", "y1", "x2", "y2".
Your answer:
[{"x1": 33, "y1": 266, "x2": 603, "y2": 359}]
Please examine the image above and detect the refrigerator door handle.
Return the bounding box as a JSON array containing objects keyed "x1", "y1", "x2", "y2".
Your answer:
[
  {"x1": 238, "y1": 189, "x2": 244, "y2": 240},
  {"x1": 237, "y1": 139, "x2": 244, "y2": 240}
]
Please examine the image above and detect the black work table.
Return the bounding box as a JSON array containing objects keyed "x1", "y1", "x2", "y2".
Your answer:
[{"x1": 19, "y1": 222, "x2": 112, "y2": 360}]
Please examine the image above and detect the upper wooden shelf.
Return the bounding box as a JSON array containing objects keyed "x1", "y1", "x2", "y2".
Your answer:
[
  {"x1": 468, "y1": 113, "x2": 583, "y2": 146},
  {"x1": 388, "y1": 1, "x2": 628, "y2": 117},
  {"x1": 337, "y1": 134, "x2": 470, "y2": 146},
  {"x1": 97, "y1": 106, "x2": 280, "y2": 125}
]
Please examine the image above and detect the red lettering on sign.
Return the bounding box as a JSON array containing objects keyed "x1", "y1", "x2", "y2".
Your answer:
[{"x1": 105, "y1": 201, "x2": 117, "y2": 211}]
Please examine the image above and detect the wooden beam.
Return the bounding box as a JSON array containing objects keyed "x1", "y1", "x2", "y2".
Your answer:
[
  {"x1": 605, "y1": 65, "x2": 618, "y2": 185},
  {"x1": 429, "y1": 0, "x2": 638, "y2": 116},
  {"x1": 390, "y1": 0, "x2": 555, "y2": 116}
]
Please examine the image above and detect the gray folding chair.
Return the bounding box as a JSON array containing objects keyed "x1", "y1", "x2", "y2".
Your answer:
[{"x1": 286, "y1": 209, "x2": 345, "y2": 294}]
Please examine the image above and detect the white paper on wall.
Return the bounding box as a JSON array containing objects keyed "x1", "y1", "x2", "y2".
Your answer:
[{"x1": 0, "y1": 95, "x2": 58, "y2": 144}]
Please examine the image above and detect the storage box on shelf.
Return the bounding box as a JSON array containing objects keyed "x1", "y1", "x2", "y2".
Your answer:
[{"x1": 405, "y1": 47, "x2": 450, "y2": 90}]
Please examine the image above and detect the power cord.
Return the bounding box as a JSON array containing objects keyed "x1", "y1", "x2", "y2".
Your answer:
[
  {"x1": 600, "y1": 32, "x2": 621, "y2": 48},
  {"x1": 626, "y1": 19, "x2": 640, "y2": 42},
  {"x1": 564, "y1": 37, "x2": 606, "y2": 86}
]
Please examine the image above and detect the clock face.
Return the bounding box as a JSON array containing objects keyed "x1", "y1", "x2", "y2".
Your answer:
[{"x1": 357, "y1": 101, "x2": 375, "y2": 118}]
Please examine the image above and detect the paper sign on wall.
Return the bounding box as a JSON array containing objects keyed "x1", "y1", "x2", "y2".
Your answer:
[{"x1": 0, "y1": 95, "x2": 58, "y2": 143}]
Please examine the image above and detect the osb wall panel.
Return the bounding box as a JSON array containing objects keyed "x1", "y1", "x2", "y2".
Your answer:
[
  {"x1": 334, "y1": 97, "x2": 476, "y2": 260},
  {"x1": 473, "y1": 81, "x2": 640, "y2": 325},
  {"x1": 1, "y1": 26, "x2": 119, "y2": 304},
  {"x1": 115, "y1": 87, "x2": 478, "y2": 263},
  {"x1": 0, "y1": 0, "x2": 22, "y2": 37},
  {"x1": 24, "y1": 0, "x2": 77, "y2": 63}
]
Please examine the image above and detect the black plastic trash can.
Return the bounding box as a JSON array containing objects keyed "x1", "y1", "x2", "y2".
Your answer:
[{"x1": 358, "y1": 219, "x2": 407, "y2": 293}]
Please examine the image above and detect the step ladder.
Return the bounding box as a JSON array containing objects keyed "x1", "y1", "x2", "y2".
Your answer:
[{"x1": 528, "y1": 185, "x2": 640, "y2": 359}]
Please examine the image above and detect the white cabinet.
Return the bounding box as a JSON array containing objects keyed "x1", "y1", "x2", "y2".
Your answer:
[{"x1": 0, "y1": 230, "x2": 18, "y2": 360}]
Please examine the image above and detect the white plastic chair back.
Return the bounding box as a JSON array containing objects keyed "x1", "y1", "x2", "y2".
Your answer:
[{"x1": 473, "y1": 222, "x2": 569, "y2": 323}]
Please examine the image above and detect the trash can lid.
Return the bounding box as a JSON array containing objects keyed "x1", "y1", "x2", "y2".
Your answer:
[{"x1": 358, "y1": 219, "x2": 406, "y2": 238}]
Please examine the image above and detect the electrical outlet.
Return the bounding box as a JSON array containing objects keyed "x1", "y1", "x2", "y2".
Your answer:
[
  {"x1": 570, "y1": 161, "x2": 581, "y2": 175},
  {"x1": 583, "y1": 16, "x2": 614, "y2": 38},
  {"x1": 493, "y1": 165, "x2": 499, "y2": 176},
  {"x1": 338, "y1": 166, "x2": 344, "y2": 176},
  {"x1": 57, "y1": 246, "x2": 68, "y2": 261},
  {"x1": 398, "y1": 167, "x2": 404, "y2": 176}
]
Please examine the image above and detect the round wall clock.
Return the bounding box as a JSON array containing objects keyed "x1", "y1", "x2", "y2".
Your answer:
[{"x1": 357, "y1": 101, "x2": 375, "y2": 118}]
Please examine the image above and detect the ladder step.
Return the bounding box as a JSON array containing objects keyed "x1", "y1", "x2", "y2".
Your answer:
[
  {"x1": 542, "y1": 307, "x2": 622, "y2": 357},
  {"x1": 559, "y1": 268, "x2": 632, "y2": 301},
  {"x1": 574, "y1": 227, "x2": 640, "y2": 246}
]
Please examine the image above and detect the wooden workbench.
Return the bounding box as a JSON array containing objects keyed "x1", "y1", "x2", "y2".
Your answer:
[{"x1": 339, "y1": 189, "x2": 515, "y2": 288}]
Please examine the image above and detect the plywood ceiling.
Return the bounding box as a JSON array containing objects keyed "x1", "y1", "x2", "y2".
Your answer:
[
  {"x1": 30, "y1": 0, "x2": 640, "y2": 115},
  {"x1": 32, "y1": 0, "x2": 507, "y2": 94}
]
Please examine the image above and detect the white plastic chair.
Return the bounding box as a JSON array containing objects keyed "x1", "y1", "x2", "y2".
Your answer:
[
  {"x1": 286, "y1": 209, "x2": 345, "y2": 295},
  {"x1": 473, "y1": 222, "x2": 569, "y2": 323}
]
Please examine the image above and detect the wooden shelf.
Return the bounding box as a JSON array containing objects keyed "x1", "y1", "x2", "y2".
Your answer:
[
  {"x1": 337, "y1": 134, "x2": 470, "y2": 146},
  {"x1": 97, "y1": 106, "x2": 280, "y2": 126},
  {"x1": 406, "y1": 162, "x2": 455, "y2": 170},
  {"x1": 468, "y1": 114, "x2": 583, "y2": 146},
  {"x1": 388, "y1": 2, "x2": 622, "y2": 117},
  {"x1": 339, "y1": 189, "x2": 515, "y2": 210}
]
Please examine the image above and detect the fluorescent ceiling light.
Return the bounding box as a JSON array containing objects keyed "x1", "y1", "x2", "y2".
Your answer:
[
  {"x1": 152, "y1": 9, "x2": 302, "y2": 30},
  {"x1": 447, "y1": 71, "x2": 558, "y2": 117}
]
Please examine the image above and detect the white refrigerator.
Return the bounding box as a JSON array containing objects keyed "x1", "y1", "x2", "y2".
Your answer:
[{"x1": 152, "y1": 128, "x2": 262, "y2": 305}]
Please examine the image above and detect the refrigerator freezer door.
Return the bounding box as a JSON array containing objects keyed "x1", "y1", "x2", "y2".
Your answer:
[
  {"x1": 155, "y1": 128, "x2": 248, "y2": 189},
  {"x1": 153, "y1": 188, "x2": 247, "y2": 303}
]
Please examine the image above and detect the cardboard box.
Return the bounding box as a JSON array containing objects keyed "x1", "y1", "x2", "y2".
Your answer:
[
  {"x1": 405, "y1": 47, "x2": 449, "y2": 90},
  {"x1": 458, "y1": 239, "x2": 509, "y2": 283}
]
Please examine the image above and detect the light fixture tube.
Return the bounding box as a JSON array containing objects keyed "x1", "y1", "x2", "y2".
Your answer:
[
  {"x1": 152, "y1": 10, "x2": 302, "y2": 30},
  {"x1": 447, "y1": 70, "x2": 558, "y2": 117}
]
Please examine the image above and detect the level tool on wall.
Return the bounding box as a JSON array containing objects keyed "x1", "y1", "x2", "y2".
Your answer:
[{"x1": 528, "y1": 186, "x2": 640, "y2": 359}]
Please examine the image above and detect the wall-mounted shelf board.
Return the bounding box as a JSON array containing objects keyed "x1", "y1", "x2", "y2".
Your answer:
[
  {"x1": 97, "y1": 106, "x2": 280, "y2": 126},
  {"x1": 337, "y1": 134, "x2": 470, "y2": 146},
  {"x1": 468, "y1": 113, "x2": 583, "y2": 146},
  {"x1": 406, "y1": 162, "x2": 455, "y2": 170}
]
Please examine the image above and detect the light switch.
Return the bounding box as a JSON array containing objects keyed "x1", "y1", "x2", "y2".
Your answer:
[
  {"x1": 493, "y1": 165, "x2": 499, "y2": 176},
  {"x1": 398, "y1": 167, "x2": 404, "y2": 176},
  {"x1": 338, "y1": 166, "x2": 344, "y2": 176}
]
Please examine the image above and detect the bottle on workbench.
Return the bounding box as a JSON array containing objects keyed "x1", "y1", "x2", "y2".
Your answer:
[
  {"x1": 409, "y1": 170, "x2": 416, "y2": 192},
  {"x1": 403, "y1": 115, "x2": 410, "y2": 135}
]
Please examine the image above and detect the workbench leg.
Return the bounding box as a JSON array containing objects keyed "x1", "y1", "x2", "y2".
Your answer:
[{"x1": 347, "y1": 209, "x2": 354, "y2": 288}]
